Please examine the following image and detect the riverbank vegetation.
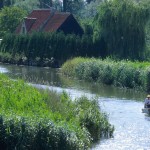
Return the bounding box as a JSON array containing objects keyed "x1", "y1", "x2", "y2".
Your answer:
[
  {"x1": 0, "y1": 32, "x2": 105, "y2": 67},
  {"x1": 62, "y1": 57, "x2": 150, "y2": 92},
  {"x1": 0, "y1": 74, "x2": 114, "y2": 149}
]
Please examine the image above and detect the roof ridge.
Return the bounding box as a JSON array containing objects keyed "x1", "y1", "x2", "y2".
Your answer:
[
  {"x1": 26, "y1": 17, "x2": 37, "y2": 20},
  {"x1": 55, "y1": 12, "x2": 71, "y2": 15},
  {"x1": 32, "y1": 9, "x2": 52, "y2": 10},
  {"x1": 31, "y1": 9, "x2": 70, "y2": 14}
]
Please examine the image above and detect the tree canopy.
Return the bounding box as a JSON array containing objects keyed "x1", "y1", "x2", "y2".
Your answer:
[
  {"x1": 0, "y1": 6, "x2": 27, "y2": 37},
  {"x1": 93, "y1": 0, "x2": 150, "y2": 60}
]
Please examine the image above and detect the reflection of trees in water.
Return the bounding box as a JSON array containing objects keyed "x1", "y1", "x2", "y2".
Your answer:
[
  {"x1": 3, "y1": 64, "x2": 146, "y2": 100},
  {"x1": 58, "y1": 73, "x2": 146, "y2": 101},
  {"x1": 6, "y1": 65, "x2": 61, "y2": 86}
]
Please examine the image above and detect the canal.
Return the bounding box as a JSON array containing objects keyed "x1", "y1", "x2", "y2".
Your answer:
[{"x1": 0, "y1": 63, "x2": 149, "y2": 150}]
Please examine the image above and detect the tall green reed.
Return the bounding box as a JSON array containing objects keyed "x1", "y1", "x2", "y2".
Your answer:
[{"x1": 62, "y1": 57, "x2": 150, "y2": 91}]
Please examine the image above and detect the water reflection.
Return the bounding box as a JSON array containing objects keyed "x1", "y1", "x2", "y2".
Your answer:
[
  {"x1": 0, "y1": 65, "x2": 8, "y2": 73},
  {"x1": 92, "y1": 98, "x2": 150, "y2": 150},
  {"x1": 5, "y1": 65, "x2": 60, "y2": 86},
  {"x1": 1, "y1": 63, "x2": 145, "y2": 101}
]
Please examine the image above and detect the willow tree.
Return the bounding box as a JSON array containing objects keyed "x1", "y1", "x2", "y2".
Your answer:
[{"x1": 93, "y1": 0, "x2": 150, "y2": 60}]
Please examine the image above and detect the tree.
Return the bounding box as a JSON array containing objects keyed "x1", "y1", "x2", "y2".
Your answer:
[
  {"x1": 93, "y1": 0, "x2": 150, "y2": 60},
  {"x1": 4, "y1": 0, "x2": 11, "y2": 6},
  {"x1": 62, "y1": 0, "x2": 84, "y2": 14},
  {"x1": 1, "y1": 0, "x2": 15, "y2": 7},
  {"x1": 63, "y1": 0, "x2": 67, "y2": 12},
  {"x1": 86, "y1": 0, "x2": 95, "y2": 4},
  {"x1": 39, "y1": 0, "x2": 53, "y2": 8},
  {"x1": 0, "y1": 6, "x2": 27, "y2": 37},
  {"x1": 53, "y1": 0, "x2": 62, "y2": 11},
  {"x1": 14, "y1": 0, "x2": 39, "y2": 12},
  {"x1": 0, "y1": 0, "x2": 4, "y2": 9},
  {"x1": 79, "y1": 0, "x2": 103, "y2": 19}
]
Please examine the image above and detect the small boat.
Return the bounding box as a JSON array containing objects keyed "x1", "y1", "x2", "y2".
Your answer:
[{"x1": 142, "y1": 108, "x2": 150, "y2": 115}]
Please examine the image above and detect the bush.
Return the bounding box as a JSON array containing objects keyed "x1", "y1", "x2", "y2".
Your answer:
[
  {"x1": 62, "y1": 57, "x2": 150, "y2": 91},
  {"x1": 75, "y1": 96, "x2": 114, "y2": 142}
]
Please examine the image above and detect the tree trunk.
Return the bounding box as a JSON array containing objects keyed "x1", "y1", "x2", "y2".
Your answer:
[
  {"x1": 63, "y1": 0, "x2": 67, "y2": 12},
  {"x1": 50, "y1": 0, "x2": 52, "y2": 7},
  {"x1": 0, "y1": 0, "x2": 4, "y2": 9}
]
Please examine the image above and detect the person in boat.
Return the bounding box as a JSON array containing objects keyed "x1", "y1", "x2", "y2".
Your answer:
[{"x1": 144, "y1": 95, "x2": 150, "y2": 108}]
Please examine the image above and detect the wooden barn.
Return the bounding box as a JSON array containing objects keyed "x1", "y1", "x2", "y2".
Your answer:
[{"x1": 16, "y1": 9, "x2": 84, "y2": 35}]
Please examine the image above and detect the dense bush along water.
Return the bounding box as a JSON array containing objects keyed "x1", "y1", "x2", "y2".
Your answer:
[{"x1": 62, "y1": 57, "x2": 150, "y2": 92}]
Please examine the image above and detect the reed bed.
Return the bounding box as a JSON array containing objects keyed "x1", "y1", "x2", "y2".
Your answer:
[
  {"x1": 0, "y1": 74, "x2": 114, "y2": 149},
  {"x1": 62, "y1": 57, "x2": 150, "y2": 91}
]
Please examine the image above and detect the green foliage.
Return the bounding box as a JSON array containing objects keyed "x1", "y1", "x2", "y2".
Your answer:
[
  {"x1": 63, "y1": 0, "x2": 84, "y2": 15},
  {"x1": 0, "y1": 6, "x2": 27, "y2": 37},
  {"x1": 62, "y1": 57, "x2": 150, "y2": 91},
  {"x1": 75, "y1": 96, "x2": 114, "y2": 142},
  {"x1": 79, "y1": 0, "x2": 103, "y2": 19},
  {"x1": 0, "y1": 32, "x2": 106, "y2": 66},
  {"x1": 3, "y1": 0, "x2": 15, "y2": 6},
  {"x1": 0, "y1": 74, "x2": 114, "y2": 149},
  {"x1": 13, "y1": 0, "x2": 39, "y2": 12},
  {"x1": 0, "y1": 116, "x2": 89, "y2": 150},
  {"x1": 43, "y1": 90, "x2": 114, "y2": 142},
  {"x1": 61, "y1": 57, "x2": 85, "y2": 76},
  {"x1": 93, "y1": 0, "x2": 150, "y2": 60},
  {"x1": 13, "y1": 0, "x2": 84, "y2": 14},
  {"x1": 145, "y1": 19, "x2": 150, "y2": 55}
]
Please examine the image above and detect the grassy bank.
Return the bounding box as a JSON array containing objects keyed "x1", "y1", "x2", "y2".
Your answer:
[
  {"x1": 0, "y1": 74, "x2": 114, "y2": 149},
  {"x1": 61, "y1": 57, "x2": 150, "y2": 92}
]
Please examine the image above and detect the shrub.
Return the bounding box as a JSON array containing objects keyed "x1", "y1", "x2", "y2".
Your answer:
[{"x1": 62, "y1": 57, "x2": 150, "y2": 91}]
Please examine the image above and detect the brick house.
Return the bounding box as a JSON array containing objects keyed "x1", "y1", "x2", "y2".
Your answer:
[{"x1": 16, "y1": 9, "x2": 84, "y2": 35}]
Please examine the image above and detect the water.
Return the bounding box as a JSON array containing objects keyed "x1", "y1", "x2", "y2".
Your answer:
[
  {"x1": 92, "y1": 98, "x2": 150, "y2": 150},
  {"x1": 0, "y1": 63, "x2": 149, "y2": 150}
]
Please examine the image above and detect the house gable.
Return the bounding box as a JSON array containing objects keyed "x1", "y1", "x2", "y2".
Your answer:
[
  {"x1": 58, "y1": 14, "x2": 84, "y2": 35},
  {"x1": 16, "y1": 9, "x2": 84, "y2": 35}
]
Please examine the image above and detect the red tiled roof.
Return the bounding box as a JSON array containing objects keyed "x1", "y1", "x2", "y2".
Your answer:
[
  {"x1": 16, "y1": 9, "x2": 72, "y2": 33},
  {"x1": 27, "y1": 9, "x2": 51, "y2": 32},
  {"x1": 44, "y1": 12, "x2": 70, "y2": 32}
]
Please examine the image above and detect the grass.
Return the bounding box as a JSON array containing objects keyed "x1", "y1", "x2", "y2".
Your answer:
[
  {"x1": 62, "y1": 57, "x2": 150, "y2": 91},
  {"x1": 0, "y1": 74, "x2": 114, "y2": 149}
]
